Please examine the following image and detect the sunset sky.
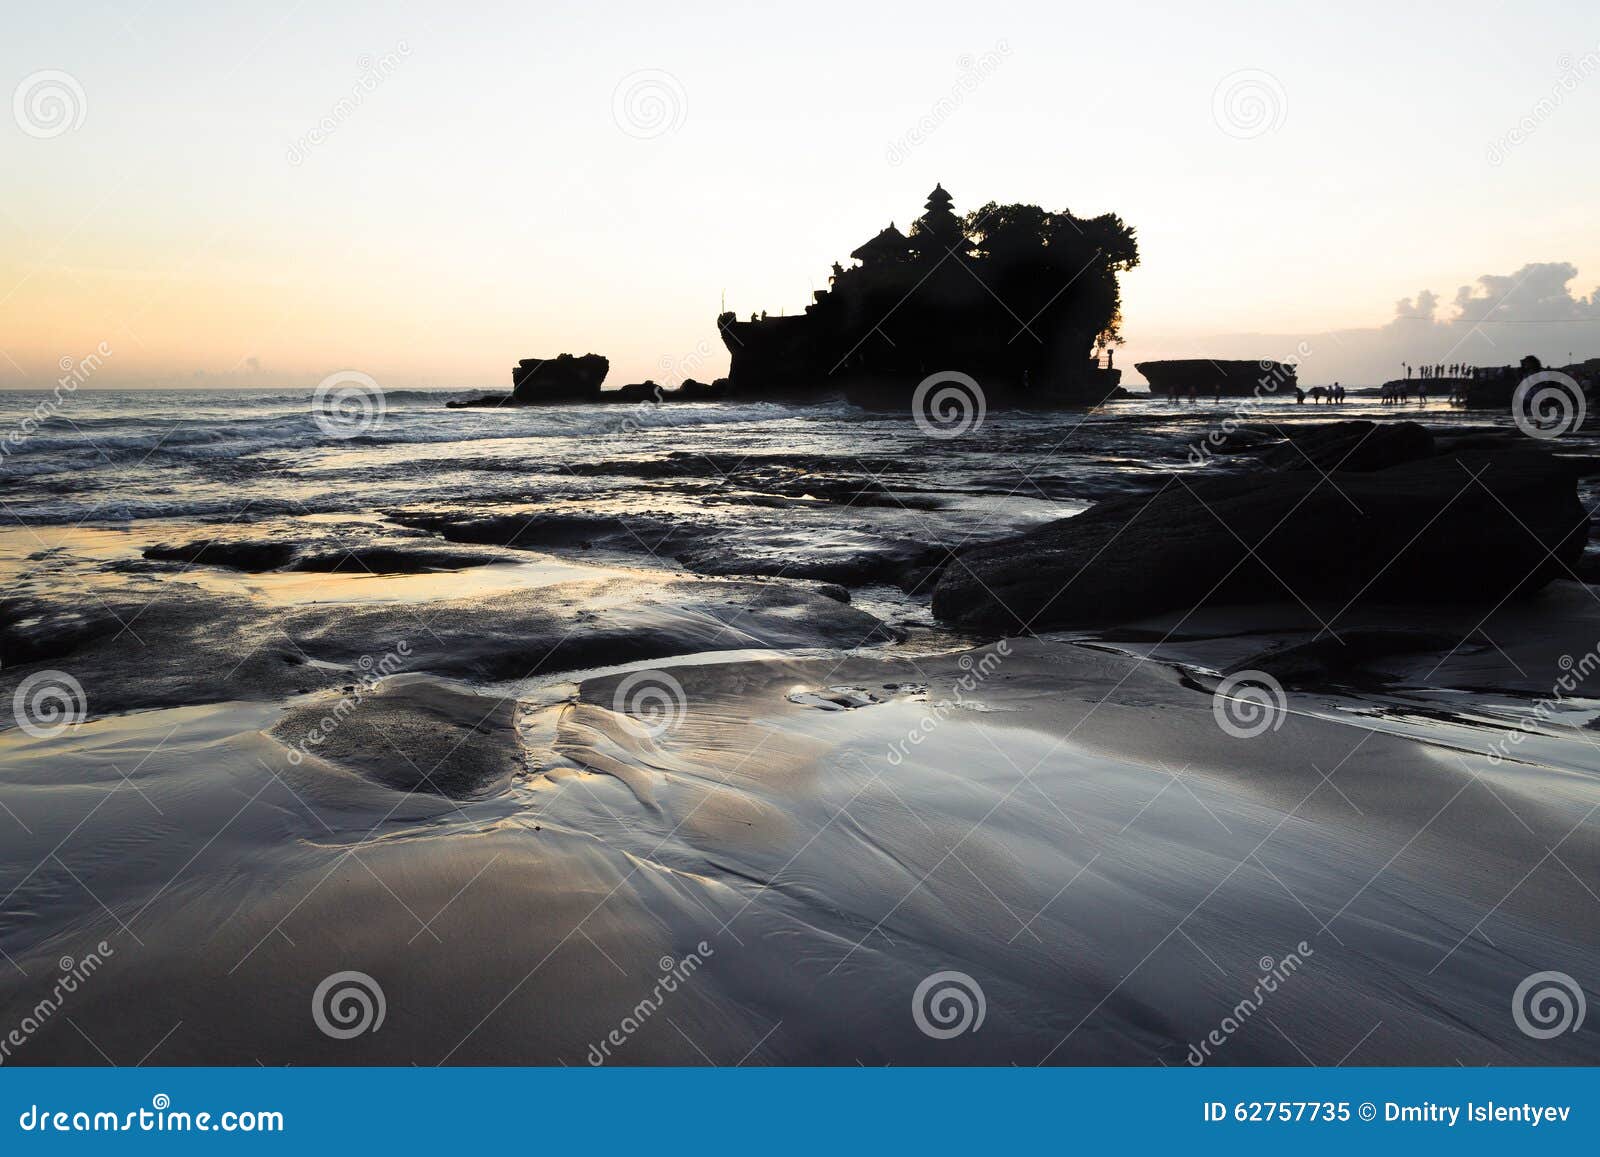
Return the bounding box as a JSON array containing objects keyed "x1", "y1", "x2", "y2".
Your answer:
[{"x1": 4, "y1": 0, "x2": 1599, "y2": 389}]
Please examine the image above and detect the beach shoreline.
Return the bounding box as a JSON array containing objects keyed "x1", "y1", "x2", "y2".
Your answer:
[{"x1": 2, "y1": 393, "x2": 1597, "y2": 1064}]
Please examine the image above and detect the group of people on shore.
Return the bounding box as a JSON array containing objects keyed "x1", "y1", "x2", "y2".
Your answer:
[
  {"x1": 1294, "y1": 383, "x2": 1346, "y2": 404},
  {"x1": 1380, "y1": 377, "x2": 1469, "y2": 404},
  {"x1": 1403, "y1": 361, "x2": 1478, "y2": 380}
]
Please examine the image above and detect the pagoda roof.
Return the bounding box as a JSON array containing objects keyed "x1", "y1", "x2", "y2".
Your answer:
[{"x1": 850, "y1": 222, "x2": 910, "y2": 261}]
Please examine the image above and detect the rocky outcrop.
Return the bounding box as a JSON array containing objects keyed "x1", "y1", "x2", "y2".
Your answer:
[
  {"x1": 511, "y1": 353, "x2": 610, "y2": 402},
  {"x1": 446, "y1": 366, "x2": 732, "y2": 409},
  {"x1": 932, "y1": 449, "x2": 1589, "y2": 633},
  {"x1": 612, "y1": 381, "x2": 664, "y2": 403},
  {"x1": 719, "y1": 187, "x2": 1137, "y2": 400},
  {"x1": 1137, "y1": 359, "x2": 1296, "y2": 398},
  {"x1": 673, "y1": 378, "x2": 729, "y2": 400}
]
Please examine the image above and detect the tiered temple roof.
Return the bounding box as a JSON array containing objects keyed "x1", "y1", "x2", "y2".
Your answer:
[
  {"x1": 910, "y1": 183, "x2": 967, "y2": 256},
  {"x1": 849, "y1": 222, "x2": 910, "y2": 264},
  {"x1": 847, "y1": 187, "x2": 969, "y2": 268}
]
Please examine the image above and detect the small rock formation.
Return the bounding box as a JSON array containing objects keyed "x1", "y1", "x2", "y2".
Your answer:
[
  {"x1": 611, "y1": 381, "x2": 664, "y2": 402},
  {"x1": 672, "y1": 378, "x2": 729, "y2": 400},
  {"x1": 144, "y1": 539, "x2": 300, "y2": 572},
  {"x1": 1136, "y1": 359, "x2": 1296, "y2": 398},
  {"x1": 272, "y1": 679, "x2": 523, "y2": 799},
  {"x1": 512, "y1": 353, "x2": 610, "y2": 402},
  {"x1": 932, "y1": 448, "x2": 1588, "y2": 633},
  {"x1": 447, "y1": 358, "x2": 733, "y2": 408}
]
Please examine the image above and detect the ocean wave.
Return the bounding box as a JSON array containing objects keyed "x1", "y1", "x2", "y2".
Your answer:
[{"x1": 0, "y1": 398, "x2": 845, "y2": 466}]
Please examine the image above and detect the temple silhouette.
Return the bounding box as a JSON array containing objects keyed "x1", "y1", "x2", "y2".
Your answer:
[{"x1": 718, "y1": 185, "x2": 1139, "y2": 403}]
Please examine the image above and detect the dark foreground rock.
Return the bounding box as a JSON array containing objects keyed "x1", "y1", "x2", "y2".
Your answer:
[
  {"x1": 1223, "y1": 628, "x2": 1464, "y2": 687},
  {"x1": 933, "y1": 449, "x2": 1589, "y2": 633},
  {"x1": 1262, "y1": 420, "x2": 1435, "y2": 473},
  {"x1": 144, "y1": 539, "x2": 300, "y2": 571},
  {"x1": 0, "y1": 572, "x2": 896, "y2": 720},
  {"x1": 290, "y1": 546, "x2": 501, "y2": 573},
  {"x1": 0, "y1": 599, "x2": 122, "y2": 666}
]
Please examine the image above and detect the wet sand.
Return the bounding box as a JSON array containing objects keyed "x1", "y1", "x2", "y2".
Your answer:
[
  {"x1": 1, "y1": 565, "x2": 1596, "y2": 1064},
  {"x1": 2, "y1": 396, "x2": 1598, "y2": 1065}
]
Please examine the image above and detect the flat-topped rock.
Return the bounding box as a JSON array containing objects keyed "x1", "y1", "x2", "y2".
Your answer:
[
  {"x1": 1137, "y1": 358, "x2": 1297, "y2": 398},
  {"x1": 512, "y1": 352, "x2": 610, "y2": 401}
]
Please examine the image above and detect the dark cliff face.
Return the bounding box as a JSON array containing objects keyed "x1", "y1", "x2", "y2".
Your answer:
[
  {"x1": 718, "y1": 190, "x2": 1138, "y2": 399},
  {"x1": 511, "y1": 353, "x2": 610, "y2": 402}
]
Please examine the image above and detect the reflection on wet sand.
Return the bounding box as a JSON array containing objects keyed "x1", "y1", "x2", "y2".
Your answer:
[{"x1": 1, "y1": 393, "x2": 1598, "y2": 1064}]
